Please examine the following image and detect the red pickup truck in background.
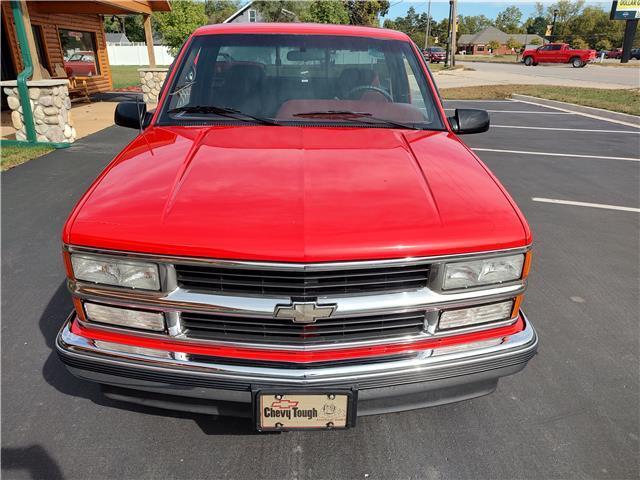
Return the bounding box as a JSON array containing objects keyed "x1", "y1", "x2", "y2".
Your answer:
[
  {"x1": 522, "y1": 43, "x2": 596, "y2": 68},
  {"x1": 64, "y1": 50, "x2": 98, "y2": 77}
]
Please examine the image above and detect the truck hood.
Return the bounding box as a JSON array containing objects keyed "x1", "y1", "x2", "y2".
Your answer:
[{"x1": 65, "y1": 126, "x2": 529, "y2": 262}]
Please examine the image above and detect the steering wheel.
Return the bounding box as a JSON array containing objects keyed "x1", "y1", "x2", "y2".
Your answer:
[{"x1": 344, "y1": 85, "x2": 393, "y2": 102}]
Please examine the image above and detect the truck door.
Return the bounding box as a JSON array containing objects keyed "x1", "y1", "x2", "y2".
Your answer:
[
  {"x1": 549, "y1": 44, "x2": 564, "y2": 63},
  {"x1": 536, "y1": 45, "x2": 553, "y2": 62}
]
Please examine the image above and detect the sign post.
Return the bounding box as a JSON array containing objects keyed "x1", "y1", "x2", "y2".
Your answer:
[{"x1": 610, "y1": 0, "x2": 640, "y2": 63}]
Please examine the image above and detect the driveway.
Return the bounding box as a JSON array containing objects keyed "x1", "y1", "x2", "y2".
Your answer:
[
  {"x1": 1, "y1": 108, "x2": 638, "y2": 479},
  {"x1": 437, "y1": 61, "x2": 640, "y2": 89}
]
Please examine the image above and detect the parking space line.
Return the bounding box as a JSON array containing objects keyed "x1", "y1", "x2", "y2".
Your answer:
[
  {"x1": 442, "y1": 100, "x2": 513, "y2": 103},
  {"x1": 492, "y1": 125, "x2": 640, "y2": 134},
  {"x1": 444, "y1": 109, "x2": 572, "y2": 114},
  {"x1": 532, "y1": 197, "x2": 640, "y2": 213},
  {"x1": 473, "y1": 148, "x2": 640, "y2": 162},
  {"x1": 512, "y1": 98, "x2": 640, "y2": 129}
]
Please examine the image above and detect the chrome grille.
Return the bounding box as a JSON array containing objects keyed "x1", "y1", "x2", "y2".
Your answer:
[
  {"x1": 174, "y1": 263, "x2": 431, "y2": 298},
  {"x1": 181, "y1": 310, "x2": 427, "y2": 344}
]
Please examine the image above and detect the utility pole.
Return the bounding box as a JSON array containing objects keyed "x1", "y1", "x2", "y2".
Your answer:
[
  {"x1": 451, "y1": 0, "x2": 457, "y2": 67},
  {"x1": 424, "y1": 0, "x2": 432, "y2": 50},
  {"x1": 551, "y1": 9, "x2": 559, "y2": 40},
  {"x1": 444, "y1": 0, "x2": 453, "y2": 67}
]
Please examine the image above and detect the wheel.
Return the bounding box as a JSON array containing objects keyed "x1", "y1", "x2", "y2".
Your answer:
[
  {"x1": 571, "y1": 57, "x2": 584, "y2": 68},
  {"x1": 523, "y1": 56, "x2": 533, "y2": 66}
]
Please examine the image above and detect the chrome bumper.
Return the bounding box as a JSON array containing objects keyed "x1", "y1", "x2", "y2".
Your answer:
[{"x1": 56, "y1": 312, "x2": 537, "y2": 415}]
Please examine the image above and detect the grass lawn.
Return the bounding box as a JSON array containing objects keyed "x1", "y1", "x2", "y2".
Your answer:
[
  {"x1": 441, "y1": 85, "x2": 640, "y2": 116},
  {"x1": 110, "y1": 65, "x2": 169, "y2": 89},
  {"x1": 1, "y1": 145, "x2": 54, "y2": 171}
]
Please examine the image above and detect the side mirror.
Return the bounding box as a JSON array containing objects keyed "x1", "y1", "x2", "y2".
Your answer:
[
  {"x1": 115, "y1": 101, "x2": 150, "y2": 130},
  {"x1": 448, "y1": 108, "x2": 490, "y2": 135}
]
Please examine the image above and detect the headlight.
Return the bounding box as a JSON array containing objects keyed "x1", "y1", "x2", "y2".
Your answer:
[
  {"x1": 71, "y1": 254, "x2": 160, "y2": 290},
  {"x1": 439, "y1": 300, "x2": 514, "y2": 330},
  {"x1": 442, "y1": 254, "x2": 525, "y2": 290}
]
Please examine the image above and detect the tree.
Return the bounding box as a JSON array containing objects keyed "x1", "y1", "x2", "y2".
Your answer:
[
  {"x1": 153, "y1": 0, "x2": 208, "y2": 54},
  {"x1": 487, "y1": 40, "x2": 501, "y2": 53},
  {"x1": 506, "y1": 37, "x2": 523, "y2": 51},
  {"x1": 205, "y1": 0, "x2": 241, "y2": 24},
  {"x1": 303, "y1": 0, "x2": 349, "y2": 24},
  {"x1": 104, "y1": 15, "x2": 146, "y2": 42},
  {"x1": 343, "y1": 0, "x2": 390, "y2": 26},
  {"x1": 571, "y1": 37, "x2": 589, "y2": 50},
  {"x1": 457, "y1": 15, "x2": 493, "y2": 35},
  {"x1": 565, "y1": 6, "x2": 623, "y2": 48},
  {"x1": 544, "y1": 0, "x2": 585, "y2": 40},
  {"x1": 530, "y1": 37, "x2": 542, "y2": 45},
  {"x1": 495, "y1": 6, "x2": 523, "y2": 34},
  {"x1": 595, "y1": 38, "x2": 612, "y2": 51},
  {"x1": 523, "y1": 16, "x2": 547, "y2": 36},
  {"x1": 383, "y1": 6, "x2": 424, "y2": 45},
  {"x1": 253, "y1": 1, "x2": 307, "y2": 22}
]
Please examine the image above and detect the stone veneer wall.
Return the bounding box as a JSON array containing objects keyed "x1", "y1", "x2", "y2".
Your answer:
[
  {"x1": 139, "y1": 67, "x2": 168, "y2": 106},
  {"x1": 1, "y1": 79, "x2": 76, "y2": 143}
]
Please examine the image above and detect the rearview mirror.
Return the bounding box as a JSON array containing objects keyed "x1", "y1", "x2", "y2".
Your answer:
[
  {"x1": 448, "y1": 108, "x2": 490, "y2": 135},
  {"x1": 286, "y1": 49, "x2": 324, "y2": 62},
  {"x1": 115, "y1": 101, "x2": 150, "y2": 130}
]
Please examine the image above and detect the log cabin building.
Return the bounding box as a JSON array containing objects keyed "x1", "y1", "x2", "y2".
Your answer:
[{"x1": 1, "y1": 0, "x2": 170, "y2": 107}]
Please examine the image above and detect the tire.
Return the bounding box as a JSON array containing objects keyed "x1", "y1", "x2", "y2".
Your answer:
[
  {"x1": 571, "y1": 57, "x2": 584, "y2": 68},
  {"x1": 524, "y1": 56, "x2": 533, "y2": 66}
]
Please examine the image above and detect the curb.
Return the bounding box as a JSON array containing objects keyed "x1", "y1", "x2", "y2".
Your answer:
[{"x1": 511, "y1": 94, "x2": 640, "y2": 128}]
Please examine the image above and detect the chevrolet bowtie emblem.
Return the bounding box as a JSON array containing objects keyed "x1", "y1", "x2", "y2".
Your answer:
[{"x1": 274, "y1": 301, "x2": 337, "y2": 324}]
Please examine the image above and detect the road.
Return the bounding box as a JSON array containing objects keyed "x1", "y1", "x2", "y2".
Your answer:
[
  {"x1": 2, "y1": 101, "x2": 639, "y2": 479},
  {"x1": 436, "y1": 60, "x2": 640, "y2": 89}
]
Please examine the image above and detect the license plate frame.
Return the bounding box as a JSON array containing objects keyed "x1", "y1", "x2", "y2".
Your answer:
[{"x1": 253, "y1": 388, "x2": 357, "y2": 432}]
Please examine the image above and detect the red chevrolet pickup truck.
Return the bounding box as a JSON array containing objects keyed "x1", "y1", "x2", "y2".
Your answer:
[
  {"x1": 522, "y1": 43, "x2": 596, "y2": 67},
  {"x1": 57, "y1": 23, "x2": 537, "y2": 431}
]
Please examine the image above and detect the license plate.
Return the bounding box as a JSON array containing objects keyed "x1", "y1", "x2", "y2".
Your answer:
[{"x1": 255, "y1": 390, "x2": 355, "y2": 431}]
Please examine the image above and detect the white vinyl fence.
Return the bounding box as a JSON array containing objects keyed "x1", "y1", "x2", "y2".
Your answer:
[{"x1": 107, "y1": 43, "x2": 175, "y2": 66}]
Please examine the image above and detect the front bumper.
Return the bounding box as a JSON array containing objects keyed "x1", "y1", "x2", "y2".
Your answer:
[{"x1": 56, "y1": 312, "x2": 537, "y2": 417}]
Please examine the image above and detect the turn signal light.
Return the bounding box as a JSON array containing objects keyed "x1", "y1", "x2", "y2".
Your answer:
[
  {"x1": 84, "y1": 303, "x2": 165, "y2": 331},
  {"x1": 439, "y1": 300, "x2": 514, "y2": 330}
]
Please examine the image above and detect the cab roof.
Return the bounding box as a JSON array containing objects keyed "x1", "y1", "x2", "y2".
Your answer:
[{"x1": 193, "y1": 23, "x2": 411, "y2": 42}]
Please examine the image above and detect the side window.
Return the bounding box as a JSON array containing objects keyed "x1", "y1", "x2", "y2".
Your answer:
[
  {"x1": 248, "y1": 9, "x2": 257, "y2": 22},
  {"x1": 58, "y1": 29, "x2": 100, "y2": 76},
  {"x1": 401, "y1": 51, "x2": 429, "y2": 118},
  {"x1": 167, "y1": 46, "x2": 201, "y2": 109},
  {"x1": 551, "y1": 45, "x2": 562, "y2": 51}
]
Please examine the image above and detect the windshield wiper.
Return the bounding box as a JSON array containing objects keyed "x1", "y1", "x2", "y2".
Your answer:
[
  {"x1": 293, "y1": 110, "x2": 422, "y2": 130},
  {"x1": 168, "y1": 105, "x2": 279, "y2": 126}
]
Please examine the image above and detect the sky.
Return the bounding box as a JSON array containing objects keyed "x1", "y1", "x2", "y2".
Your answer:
[{"x1": 383, "y1": 1, "x2": 613, "y2": 22}]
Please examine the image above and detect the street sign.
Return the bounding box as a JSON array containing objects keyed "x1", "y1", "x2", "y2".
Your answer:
[{"x1": 610, "y1": 0, "x2": 640, "y2": 20}]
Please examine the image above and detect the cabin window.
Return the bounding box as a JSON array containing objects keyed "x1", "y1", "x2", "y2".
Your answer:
[{"x1": 58, "y1": 29, "x2": 100, "y2": 77}]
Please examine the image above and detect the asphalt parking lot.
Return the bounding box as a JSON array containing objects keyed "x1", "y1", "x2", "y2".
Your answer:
[
  {"x1": 442, "y1": 61, "x2": 640, "y2": 89},
  {"x1": 2, "y1": 99, "x2": 638, "y2": 479}
]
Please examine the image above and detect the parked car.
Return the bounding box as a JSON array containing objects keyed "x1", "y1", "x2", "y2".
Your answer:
[
  {"x1": 631, "y1": 48, "x2": 640, "y2": 60},
  {"x1": 423, "y1": 46, "x2": 446, "y2": 63},
  {"x1": 522, "y1": 43, "x2": 596, "y2": 67},
  {"x1": 64, "y1": 50, "x2": 98, "y2": 77},
  {"x1": 56, "y1": 23, "x2": 537, "y2": 431},
  {"x1": 606, "y1": 48, "x2": 623, "y2": 59}
]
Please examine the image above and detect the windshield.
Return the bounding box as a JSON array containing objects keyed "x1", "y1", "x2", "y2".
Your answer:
[{"x1": 159, "y1": 34, "x2": 444, "y2": 130}]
